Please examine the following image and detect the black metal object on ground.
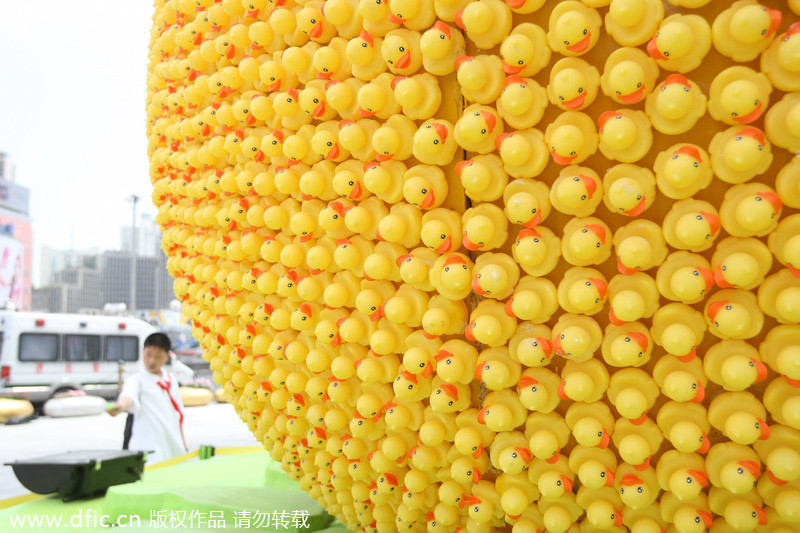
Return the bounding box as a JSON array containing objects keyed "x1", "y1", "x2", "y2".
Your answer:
[{"x1": 5, "y1": 450, "x2": 146, "y2": 501}]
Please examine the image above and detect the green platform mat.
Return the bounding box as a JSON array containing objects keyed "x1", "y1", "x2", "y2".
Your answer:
[{"x1": 1, "y1": 452, "x2": 351, "y2": 532}]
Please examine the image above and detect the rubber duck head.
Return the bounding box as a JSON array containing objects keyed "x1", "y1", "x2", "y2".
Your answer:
[
  {"x1": 732, "y1": 190, "x2": 782, "y2": 235},
  {"x1": 613, "y1": 386, "x2": 649, "y2": 423},
  {"x1": 551, "y1": 172, "x2": 599, "y2": 214},
  {"x1": 617, "y1": 236, "x2": 653, "y2": 274},
  {"x1": 669, "y1": 420, "x2": 710, "y2": 454},
  {"x1": 618, "y1": 472, "x2": 655, "y2": 510},
  {"x1": 719, "y1": 459, "x2": 761, "y2": 494},
  {"x1": 477, "y1": 402, "x2": 514, "y2": 432},
  {"x1": 457, "y1": 108, "x2": 499, "y2": 146},
  {"x1": 558, "y1": 371, "x2": 594, "y2": 401},
  {"x1": 719, "y1": 79, "x2": 767, "y2": 125},
  {"x1": 357, "y1": 84, "x2": 387, "y2": 118},
  {"x1": 706, "y1": 299, "x2": 753, "y2": 338},
  {"x1": 466, "y1": 315, "x2": 504, "y2": 347},
  {"x1": 497, "y1": 445, "x2": 532, "y2": 475},
  {"x1": 618, "y1": 434, "x2": 652, "y2": 470},
  {"x1": 517, "y1": 375, "x2": 550, "y2": 412},
  {"x1": 403, "y1": 176, "x2": 439, "y2": 210},
  {"x1": 673, "y1": 210, "x2": 720, "y2": 249},
  {"x1": 673, "y1": 508, "x2": 713, "y2": 533},
  {"x1": 721, "y1": 126, "x2": 769, "y2": 173},
  {"x1": 472, "y1": 264, "x2": 511, "y2": 297},
  {"x1": 724, "y1": 411, "x2": 769, "y2": 444},
  {"x1": 549, "y1": 124, "x2": 587, "y2": 165},
  {"x1": 573, "y1": 417, "x2": 611, "y2": 449},
  {"x1": 727, "y1": 4, "x2": 781, "y2": 45},
  {"x1": 648, "y1": 19, "x2": 693, "y2": 62},
  {"x1": 669, "y1": 265, "x2": 714, "y2": 302},
  {"x1": 550, "y1": 64, "x2": 595, "y2": 110},
  {"x1": 505, "y1": 191, "x2": 543, "y2": 228},
  {"x1": 438, "y1": 255, "x2": 472, "y2": 295},
  {"x1": 586, "y1": 500, "x2": 624, "y2": 530},
  {"x1": 565, "y1": 222, "x2": 609, "y2": 262},
  {"x1": 413, "y1": 121, "x2": 452, "y2": 163},
  {"x1": 500, "y1": 33, "x2": 535, "y2": 75},
  {"x1": 381, "y1": 34, "x2": 417, "y2": 73},
  {"x1": 579, "y1": 459, "x2": 616, "y2": 489},
  {"x1": 538, "y1": 470, "x2": 573, "y2": 499},
  {"x1": 668, "y1": 468, "x2": 708, "y2": 500},
  {"x1": 421, "y1": 220, "x2": 454, "y2": 254},
  {"x1": 565, "y1": 276, "x2": 607, "y2": 313},
  {"x1": 529, "y1": 429, "x2": 561, "y2": 463},
  {"x1": 550, "y1": 7, "x2": 599, "y2": 55},
  {"x1": 463, "y1": 215, "x2": 496, "y2": 251},
  {"x1": 554, "y1": 324, "x2": 594, "y2": 361},
  {"x1": 420, "y1": 21, "x2": 456, "y2": 61},
  {"x1": 607, "y1": 177, "x2": 648, "y2": 217},
  {"x1": 607, "y1": 59, "x2": 649, "y2": 104},
  {"x1": 662, "y1": 370, "x2": 705, "y2": 403},
  {"x1": 720, "y1": 354, "x2": 768, "y2": 390}
]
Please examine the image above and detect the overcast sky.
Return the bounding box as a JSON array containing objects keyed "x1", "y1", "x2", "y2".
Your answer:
[{"x1": 0, "y1": 1, "x2": 157, "y2": 285}]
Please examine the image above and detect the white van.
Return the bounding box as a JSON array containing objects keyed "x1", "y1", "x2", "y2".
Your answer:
[{"x1": 0, "y1": 311, "x2": 195, "y2": 403}]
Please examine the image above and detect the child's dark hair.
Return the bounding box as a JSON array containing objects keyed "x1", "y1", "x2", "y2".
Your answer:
[{"x1": 144, "y1": 332, "x2": 172, "y2": 353}]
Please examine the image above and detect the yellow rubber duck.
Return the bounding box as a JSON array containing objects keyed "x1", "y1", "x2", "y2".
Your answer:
[
  {"x1": 429, "y1": 379, "x2": 471, "y2": 414},
  {"x1": 605, "y1": 0, "x2": 663, "y2": 47},
  {"x1": 561, "y1": 217, "x2": 612, "y2": 267},
  {"x1": 488, "y1": 430, "x2": 529, "y2": 474},
  {"x1": 708, "y1": 66, "x2": 773, "y2": 126},
  {"x1": 709, "y1": 391, "x2": 770, "y2": 445},
  {"x1": 386, "y1": 0, "x2": 435, "y2": 31},
  {"x1": 577, "y1": 487, "x2": 626, "y2": 531},
  {"x1": 602, "y1": 164, "x2": 655, "y2": 218},
  {"x1": 712, "y1": 237, "x2": 772, "y2": 290},
  {"x1": 656, "y1": 402, "x2": 711, "y2": 455},
  {"x1": 760, "y1": 325, "x2": 800, "y2": 383},
  {"x1": 313, "y1": 125, "x2": 351, "y2": 165},
  {"x1": 712, "y1": 0, "x2": 782, "y2": 62},
  {"x1": 477, "y1": 389, "x2": 526, "y2": 432},
  {"x1": 569, "y1": 445, "x2": 618, "y2": 490},
  {"x1": 547, "y1": 57, "x2": 601, "y2": 112},
  {"x1": 338, "y1": 118, "x2": 379, "y2": 162},
  {"x1": 653, "y1": 143, "x2": 712, "y2": 199},
  {"x1": 312, "y1": 38, "x2": 353, "y2": 81},
  {"x1": 494, "y1": 128, "x2": 549, "y2": 179},
  {"x1": 769, "y1": 214, "x2": 800, "y2": 277},
  {"x1": 607, "y1": 368, "x2": 659, "y2": 424},
  {"x1": 475, "y1": 347, "x2": 521, "y2": 391},
  {"x1": 709, "y1": 487, "x2": 768, "y2": 531},
  {"x1": 614, "y1": 417, "x2": 663, "y2": 471},
  {"x1": 710, "y1": 125, "x2": 774, "y2": 185},
  {"x1": 662, "y1": 199, "x2": 720, "y2": 253},
  {"x1": 754, "y1": 424, "x2": 800, "y2": 485},
  {"x1": 758, "y1": 270, "x2": 800, "y2": 325},
  {"x1": 661, "y1": 493, "x2": 714, "y2": 533},
  {"x1": 461, "y1": 203, "x2": 508, "y2": 252},
  {"x1": 761, "y1": 22, "x2": 800, "y2": 92},
  {"x1": 601, "y1": 322, "x2": 653, "y2": 368},
  {"x1": 357, "y1": 73, "x2": 400, "y2": 120},
  {"x1": 565, "y1": 401, "x2": 614, "y2": 449},
  {"x1": 776, "y1": 159, "x2": 800, "y2": 211},
  {"x1": 297, "y1": 2, "x2": 337, "y2": 43},
  {"x1": 380, "y1": 29, "x2": 422, "y2": 76},
  {"x1": 345, "y1": 31, "x2": 386, "y2": 81},
  {"x1": 601, "y1": 47, "x2": 659, "y2": 105},
  {"x1": 420, "y1": 208, "x2": 461, "y2": 255},
  {"x1": 655, "y1": 450, "x2": 709, "y2": 501},
  {"x1": 326, "y1": 78, "x2": 366, "y2": 121},
  {"x1": 396, "y1": 249, "x2": 438, "y2": 291},
  {"x1": 651, "y1": 302, "x2": 706, "y2": 361},
  {"x1": 646, "y1": 74, "x2": 707, "y2": 135},
  {"x1": 556, "y1": 266, "x2": 608, "y2": 316},
  {"x1": 503, "y1": 178, "x2": 550, "y2": 229},
  {"x1": 551, "y1": 313, "x2": 603, "y2": 362},
  {"x1": 499, "y1": 23, "x2": 550, "y2": 77},
  {"x1": 765, "y1": 92, "x2": 800, "y2": 153},
  {"x1": 557, "y1": 358, "x2": 609, "y2": 402},
  {"x1": 508, "y1": 322, "x2": 555, "y2": 368},
  {"x1": 539, "y1": 493, "x2": 583, "y2": 533},
  {"x1": 544, "y1": 112, "x2": 598, "y2": 166},
  {"x1": 705, "y1": 288, "x2": 764, "y2": 340},
  {"x1": 607, "y1": 272, "x2": 659, "y2": 325},
  {"x1": 457, "y1": 154, "x2": 507, "y2": 203},
  {"x1": 391, "y1": 73, "x2": 441, "y2": 120},
  {"x1": 455, "y1": 104, "x2": 503, "y2": 154},
  {"x1": 454, "y1": 55, "x2": 504, "y2": 105},
  {"x1": 419, "y1": 21, "x2": 465, "y2": 77},
  {"x1": 613, "y1": 220, "x2": 667, "y2": 275},
  {"x1": 272, "y1": 89, "x2": 312, "y2": 131},
  {"x1": 597, "y1": 109, "x2": 653, "y2": 164},
  {"x1": 465, "y1": 300, "x2": 517, "y2": 348},
  {"x1": 376, "y1": 202, "x2": 422, "y2": 249},
  {"x1": 412, "y1": 119, "x2": 458, "y2": 167},
  {"x1": 371, "y1": 114, "x2": 415, "y2": 163},
  {"x1": 497, "y1": 76, "x2": 548, "y2": 130},
  {"x1": 505, "y1": 276, "x2": 558, "y2": 323},
  {"x1": 531, "y1": 455, "x2": 573, "y2": 503},
  {"x1": 646, "y1": 14, "x2": 711, "y2": 73},
  {"x1": 404, "y1": 165, "x2": 448, "y2": 211},
  {"x1": 471, "y1": 253, "x2": 520, "y2": 300},
  {"x1": 358, "y1": 0, "x2": 398, "y2": 37},
  {"x1": 512, "y1": 226, "x2": 561, "y2": 277},
  {"x1": 454, "y1": 0, "x2": 512, "y2": 50},
  {"x1": 517, "y1": 366, "x2": 561, "y2": 414},
  {"x1": 764, "y1": 377, "x2": 800, "y2": 430},
  {"x1": 430, "y1": 253, "x2": 474, "y2": 301},
  {"x1": 616, "y1": 464, "x2": 660, "y2": 511},
  {"x1": 549, "y1": 166, "x2": 602, "y2": 217},
  {"x1": 547, "y1": 1, "x2": 603, "y2": 57},
  {"x1": 320, "y1": 0, "x2": 364, "y2": 40},
  {"x1": 653, "y1": 355, "x2": 707, "y2": 404},
  {"x1": 435, "y1": 339, "x2": 479, "y2": 385},
  {"x1": 704, "y1": 339, "x2": 768, "y2": 391},
  {"x1": 525, "y1": 412, "x2": 571, "y2": 464},
  {"x1": 706, "y1": 442, "x2": 762, "y2": 495}
]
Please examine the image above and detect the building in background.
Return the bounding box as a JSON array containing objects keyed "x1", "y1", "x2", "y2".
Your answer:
[
  {"x1": 121, "y1": 212, "x2": 162, "y2": 258},
  {"x1": 39, "y1": 246, "x2": 102, "y2": 287},
  {"x1": 0, "y1": 152, "x2": 32, "y2": 310},
  {"x1": 33, "y1": 250, "x2": 174, "y2": 315}
]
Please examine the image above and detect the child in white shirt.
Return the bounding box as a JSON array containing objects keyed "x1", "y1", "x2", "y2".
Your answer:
[{"x1": 108, "y1": 333, "x2": 187, "y2": 464}]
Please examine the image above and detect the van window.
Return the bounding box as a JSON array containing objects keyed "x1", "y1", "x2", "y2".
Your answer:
[
  {"x1": 65, "y1": 335, "x2": 102, "y2": 361},
  {"x1": 19, "y1": 333, "x2": 59, "y2": 362},
  {"x1": 105, "y1": 335, "x2": 139, "y2": 362}
]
